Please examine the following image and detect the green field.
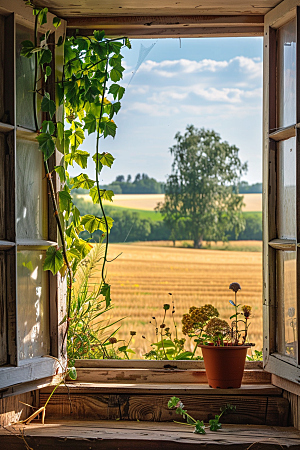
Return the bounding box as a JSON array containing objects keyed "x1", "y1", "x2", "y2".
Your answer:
[{"x1": 105, "y1": 205, "x2": 163, "y2": 221}]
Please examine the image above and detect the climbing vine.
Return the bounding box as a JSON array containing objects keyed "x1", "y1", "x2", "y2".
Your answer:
[{"x1": 21, "y1": 1, "x2": 131, "y2": 357}]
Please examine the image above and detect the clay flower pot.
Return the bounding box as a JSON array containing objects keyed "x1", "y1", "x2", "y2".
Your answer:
[{"x1": 199, "y1": 344, "x2": 249, "y2": 389}]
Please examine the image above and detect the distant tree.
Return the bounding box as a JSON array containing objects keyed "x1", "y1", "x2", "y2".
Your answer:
[
  {"x1": 116, "y1": 175, "x2": 125, "y2": 182},
  {"x1": 127, "y1": 174, "x2": 132, "y2": 183},
  {"x1": 158, "y1": 125, "x2": 248, "y2": 248},
  {"x1": 135, "y1": 173, "x2": 141, "y2": 182}
]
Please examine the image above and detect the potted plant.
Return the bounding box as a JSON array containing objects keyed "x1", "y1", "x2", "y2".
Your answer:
[{"x1": 182, "y1": 282, "x2": 253, "y2": 388}]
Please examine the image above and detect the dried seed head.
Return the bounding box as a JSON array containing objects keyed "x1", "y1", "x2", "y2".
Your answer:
[
  {"x1": 229, "y1": 282, "x2": 241, "y2": 293},
  {"x1": 109, "y1": 337, "x2": 117, "y2": 344},
  {"x1": 160, "y1": 324, "x2": 166, "y2": 329},
  {"x1": 163, "y1": 304, "x2": 170, "y2": 311},
  {"x1": 130, "y1": 331, "x2": 136, "y2": 336}
]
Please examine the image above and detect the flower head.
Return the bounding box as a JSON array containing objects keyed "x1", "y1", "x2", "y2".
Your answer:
[
  {"x1": 130, "y1": 331, "x2": 136, "y2": 336},
  {"x1": 163, "y1": 304, "x2": 170, "y2": 311},
  {"x1": 242, "y1": 305, "x2": 252, "y2": 319},
  {"x1": 229, "y1": 282, "x2": 241, "y2": 293},
  {"x1": 206, "y1": 318, "x2": 230, "y2": 338},
  {"x1": 109, "y1": 337, "x2": 117, "y2": 344}
]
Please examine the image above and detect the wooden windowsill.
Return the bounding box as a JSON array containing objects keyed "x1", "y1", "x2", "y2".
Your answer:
[{"x1": 2, "y1": 420, "x2": 300, "y2": 449}]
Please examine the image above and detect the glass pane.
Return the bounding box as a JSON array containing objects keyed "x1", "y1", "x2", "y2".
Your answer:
[
  {"x1": 17, "y1": 250, "x2": 50, "y2": 360},
  {"x1": 16, "y1": 139, "x2": 48, "y2": 240},
  {"x1": 16, "y1": 24, "x2": 41, "y2": 130},
  {"x1": 0, "y1": 133, "x2": 5, "y2": 240},
  {"x1": 277, "y1": 17, "x2": 296, "y2": 128},
  {"x1": 277, "y1": 251, "x2": 297, "y2": 360},
  {"x1": 277, "y1": 137, "x2": 296, "y2": 239},
  {"x1": 0, "y1": 251, "x2": 7, "y2": 366}
]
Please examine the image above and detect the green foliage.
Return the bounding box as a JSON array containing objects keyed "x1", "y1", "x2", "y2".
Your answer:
[
  {"x1": 100, "y1": 173, "x2": 165, "y2": 194},
  {"x1": 158, "y1": 125, "x2": 248, "y2": 248},
  {"x1": 168, "y1": 397, "x2": 236, "y2": 434},
  {"x1": 43, "y1": 247, "x2": 64, "y2": 275}
]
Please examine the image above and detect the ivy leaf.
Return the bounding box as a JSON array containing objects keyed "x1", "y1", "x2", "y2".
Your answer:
[
  {"x1": 53, "y1": 17, "x2": 61, "y2": 28},
  {"x1": 43, "y1": 246, "x2": 64, "y2": 275},
  {"x1": 20, "y1": 40, "x2": 35, "y2": 58},
  {"x1": 71, "y1": 173, "x2": 95, "y2": 189},
  {"x1": 125, "y1": 37, "x2": 131, "y2": 49},
  {"x1": 66, "y1": 248, "x2": 81, "y2": 261},
  {"x1": 100, "y1": 120, "x2": 117, "y2": 138},
  {"x1": 94, "y1": 30, "x2": 106, "y2": 41},
  {"x1": 70, "y1": 128, "x2": 85, "y2": 150},
  {"x1": 108, "y1": 83, "x2": 125, "y2": 101},
  {"x1": 39, "y1": 48, "x2": 52, "y2": 65},
  {"x1": 100, "y1": 152, "x2": 115, "y2": 168},
  {"x1": 81, "y1": 214, "x2": 112, "y2": 233},
  {"x1": 110, "y1": 67, "x2": 123, "y2": 82},
  {"x1": 36, "y1": 133, "x2": 55, "y2": 160},
  {"x1": 59, "y1": 189, "x2": 72, "y2": 214},
  {"x1": 41, "y1": 120, "x2": 55, "y2": 135},
  {"x1": 74, "y1": 238, "x2": 92, "y2": 259},
  {"x1": 54, "y1": 165, "x2": 66, "y2": 182},
  {"x1": 100, "y1": 282, "x2": 111, "y2": 308},
  {"x1": 38, "y1": 7, "x2": 48, "y2": 26},
  {"x1": 57, "y1": 122, "x2": 64, "y2": 142},
  {"x1": 83, "y1": 113, "x2": 96, "y2": 135},
  {"x1": 111, "y1": 101, "x2": 121, "y2": 116},
  {"x1": 72, "y1": 206, "x2": 80, "y2": 227},
  {"x1": 75, "y1": 37, "x2": 89, "y2": 52},
  {"x1": 89, "y1": 186, "x2": 114, "y2": 204},
  {"x1": 41, "y1": 92, "x2": 56, "y2": 119}
]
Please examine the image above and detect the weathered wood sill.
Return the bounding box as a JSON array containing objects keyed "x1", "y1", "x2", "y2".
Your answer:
[{"x1": 1, "y1": 420, "x2": 300, "y2": 449}]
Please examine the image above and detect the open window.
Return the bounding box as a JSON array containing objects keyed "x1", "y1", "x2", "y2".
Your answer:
[
  {"x1": 0, "y1": 7, "x2": 66, "y2": 394},
  {"x1": 263, "y1": 3, "x2": 300, "y2": 382}
]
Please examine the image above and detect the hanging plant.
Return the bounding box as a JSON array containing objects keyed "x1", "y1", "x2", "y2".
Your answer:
[{"x1": 21, "y1": 1, "x2": 131, "y2": 357}]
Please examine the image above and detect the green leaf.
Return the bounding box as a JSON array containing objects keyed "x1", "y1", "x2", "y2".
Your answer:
[
  {"x1": 57, "y1": 122, "x2": 64, "y2": 142},
  {"x1": 54, "y1": 165, "x2": 66, "y2": 182},
  {"x1": 36, "y1": 133, "x2": 55, "y2": 160},
  {"x1": 83, "y1": 113, "x2": 96, "y2": 135},
  {"x1": 118, "y1": 86, "x2": 125, "y2": 100},
  {"x1": 111, "y1": 101, "x2": 121, "y2": 115},
  {"x1": 41, "y1": 120, "x2": 55, "y2": 135},
  {"x1": 100, "y1": 282, "x2": 111, "y2": 308},
  {"x1": 72, "y1": 206, "x2": 80, "y2": 227},
  {"x1": 45, "y1": 66, "x2": 52, "y2": 77},
  {"x1": 194, "y1": 420, "x2": 206, "y2": 435},
  {"x1": 73, "y1": 149, "x2": 90, "y2": 169},
  {"x1": 75, "y1": 37, "x2": 89, "y2": 52},
  {"x1": 110, "y1": 67, "x2": 123, "y2": 82},
  {"x1": 68, "y1": 366, "x2": 77, "y2": 380},
  {"x1": 125, "y1": 37, "x2": 131, "y2": 49},
  {"x1": 66, "y1": 248, "x2": 81, "y2": 261},
  {"x1": 38, "y1": 7, "x2": 48, "y2": 26},
  {"x1": 71, "y1": 174, "x2": 95, "y2": 190},
  {"x1": 41, "y1": 92, "x2": 56, "y2": 119},
  {"x1": 59, "y1": 189, "x2": 72, "y2": 214},
  {"x1": 39, "y1": 48, "x2": 52, "y2": 65},
  {"x1": 70, "y1": 127, "x2": 85, "y2": 150},
  {"x1": 94, "y1": 30, "x2": 106, "y2": 41},
  {"x1": 98, "y1": 152, "x2": 115, "y2": 168},
  {"x1": 57, "y1": 35, "x2": 64, "y2": 47},
  {"x1": 81, "y1": 214, "x2": 113, "y2": 233},
  {"x1": 74, "y1": 238, "x2": 92, "y2": 259},
  {"x1": 43, "y1": 246, "x2": 64, "y2": 275},
  {"x1": 168, "y1": 397, "x2": 180, "y2": 409},
  {"x1": 53, "y1": 17, "x2": 61, "y2": 28},
  {"x1": 100, "y1": 120, "x2": 117, "y2": 138},
  {"x1": 20, "y1": 40, "x2": 35, "y2": 58},
  {"x1": 209, "y1": 418, "x2": 222, "y2": 432},
  {"x1": 89, "y1": 186, "x2": 114, "y2": 204}
]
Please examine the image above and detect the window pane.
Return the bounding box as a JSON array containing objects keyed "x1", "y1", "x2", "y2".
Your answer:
[
  {"x1": 277, "y1": 137, "x2": 296, "y2": 239},
  {"x1": 16, "y1": 139, "x2": 48, "y2": 240},
  {"x1": 17, "y1": 250, "x2": 50, "y2": 360},
  {"x1": 0, "y1": 132, "x2": 5, "y2": 240},
  {"x1": 16, "y1": 24, "x2": 41, "y2": 130},
  {"x1": 0, "y1": 251, "x2": 7, "y2": 366},
  {"x1": 277, "y1": 17, "x2": 296, "y2": 128},
  {"x1": 277, "y1": 251, "x2": 297, "y2": 360}
]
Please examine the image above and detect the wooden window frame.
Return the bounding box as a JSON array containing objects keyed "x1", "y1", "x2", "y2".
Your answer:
[
  {"x1": 263, "y1": 0, "x2": 300, "y2": 383},
  {"x1": 0, "y1": 7, "x2": 66, "y2": 394}
]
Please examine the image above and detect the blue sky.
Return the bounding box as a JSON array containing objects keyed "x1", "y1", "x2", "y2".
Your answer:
[{"x1": 74, "y1": 37, "x2": 263, "y2": 185}]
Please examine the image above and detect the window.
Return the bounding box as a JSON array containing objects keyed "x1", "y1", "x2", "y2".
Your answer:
[
  {"x1": 264, "y1": 5, "x2": 300, "y2": 381},
  {"x1": 0, "y1": 9, "x2": 65, "y2": 393}
]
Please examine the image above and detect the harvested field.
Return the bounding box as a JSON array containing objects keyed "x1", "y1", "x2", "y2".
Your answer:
[
  {"x1": 78, "y1": 193, "x2": 262, "y2": 212},
  {"x1": 97, "y1": 243, "x2": 263, "y2": 359}
]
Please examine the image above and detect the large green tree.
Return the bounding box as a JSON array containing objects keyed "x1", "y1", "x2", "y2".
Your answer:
[{"x1": 158, "y1": 126, "x2": 248, "y2": 248}]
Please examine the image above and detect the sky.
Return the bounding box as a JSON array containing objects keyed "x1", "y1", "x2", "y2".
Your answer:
[{"x1": 71, "y1": 37, "x2": 263, "y2": 186}]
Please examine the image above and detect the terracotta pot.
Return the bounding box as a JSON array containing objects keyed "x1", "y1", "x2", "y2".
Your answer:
[{"x1": 199, "y1": 344, "x2": 248, "y2": 389}]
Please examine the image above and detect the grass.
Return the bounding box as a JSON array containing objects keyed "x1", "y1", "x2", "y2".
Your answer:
[{"x1": 97, "y1": 243, "x2": 263, "y2": 359}]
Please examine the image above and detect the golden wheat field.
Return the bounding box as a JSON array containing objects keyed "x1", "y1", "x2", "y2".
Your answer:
[
  {"x1": 78, "y1": 193, "x2": 262, "y2": 212},
  {"x1": 94, "y1": 243, "x2": 263, "y2": 358}
]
